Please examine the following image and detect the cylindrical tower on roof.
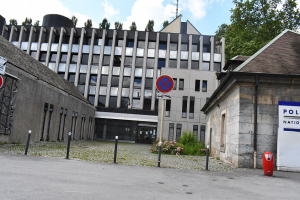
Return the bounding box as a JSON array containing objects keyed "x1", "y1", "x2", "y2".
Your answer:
[{"x1": 42, "y1": 14, "x2": 73, "y2": 27}]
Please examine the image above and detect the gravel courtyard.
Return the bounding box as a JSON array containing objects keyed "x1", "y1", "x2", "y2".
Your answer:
[{"x1": 0, "y1": 140, "x2": 236, "y2": 172}]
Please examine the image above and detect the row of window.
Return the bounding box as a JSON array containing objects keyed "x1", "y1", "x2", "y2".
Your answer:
[{"x1": 168, "y1": 124, "x2": 205, "y2": 143}]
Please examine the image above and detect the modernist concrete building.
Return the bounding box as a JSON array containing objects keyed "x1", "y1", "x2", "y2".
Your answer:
[
  {"x1": 0, "y1": 35, "x2": 95, "y2": 143},
  {"x1": 1, "y1": 14, "x2": 225, "y2": 143},
  {"x1": 201, "y1": 30, "x2": 300, "y2": 169}
]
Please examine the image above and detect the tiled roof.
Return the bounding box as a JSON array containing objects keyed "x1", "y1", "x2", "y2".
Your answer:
[
  {"x1": 0, "y1": 36, "x2": 91, "y2": 104},
  {"x1": 236, "y1": 30, "x2": 300, "y2": 74}
]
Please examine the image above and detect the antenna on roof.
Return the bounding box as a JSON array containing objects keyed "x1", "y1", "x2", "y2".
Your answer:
[{"x1": 171, "y1": 0, "x2": 179, "y2": 18}]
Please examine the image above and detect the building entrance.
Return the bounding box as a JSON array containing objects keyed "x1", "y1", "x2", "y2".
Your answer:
[{"x1": 136, "y1": 125, "x2": 157, "y2": 144}]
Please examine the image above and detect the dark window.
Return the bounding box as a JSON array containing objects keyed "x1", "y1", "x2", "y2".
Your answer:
[
  {"x1": 159, "y1": 43, "x2": 167, "y2": 50},
  {"x1": 182, "y1": 96, "x2": 188, "y2": 118},
  {"x1": 200, "y1": 125, "x2": 206, "y2": 143},
  {"x1": 70, "y1": 54, "x2": 78, "y2": 63},
  {"x1": 189, "y1": 97, "x2": 195, "y2": 119},
  {"x1": 121, "y1": 97, "x2": 129, "y2": 108},
  {"x1": 203, "y1": 44, "x2": 210, "y2": 52},
  {"x1": 50, "y1": 53, "x2": 57, "y2": 62},
  {"x1": 191, "y1": 61, "x2": 199, "y2": 69},
  {"x1": 158, "y1": 59, "x2": 165, "y2": 68},
  {"x1": 193, "y1": 125, "x2": 198, "y2": 140},
  {"x1": 134, "y1": 78, "x2": 142, "y2": 88},
  {"x1": 168, "y1": 123, "x2": 174, "y2": 141},
  {"x1": 90, "y1": 76, "x2": 97, "y2": 85},
  {"x1": 103, "y1": 56, "x2": 111, "y2": 65},
  {"x1": 173, "y1": 78, "x2": 177, "y2": 90},
  {"x1": 114, "y1": 56, "x2": 122, "y2": 66},
  {"x1": 176, "y1": 124, "x2": 182, "y2": 141},
  {"x1": 143, "y1": 99, "x2": 151, "y2": 111},
  {"x1": 58, "y1": 73, "x2": 65, "y2": 78},
  {"x1": 39, "y1": 52, "x2": 47, "y2": 61},
  {"x1": 179, "y1": 79, "x2": 184, "y2": 90},
  {"x1": 62, "y1": 35, "x2": 70, "y2": 44},
  {"x1": 192, "y1": 44, "x2": 199, "y2": 52},
  {"x1": 73, "y1": 36, "x2": 80, "y2": 44},
  {"x1": 202, "y1": 80, "x2": 207, "y2": 92},
  {"x1": 94, "y1": 38, "x2": 102, "y2": 45},
  {"x1": 145, "y1": 78, "x2": 153, "y2": 89},
  {"x1": 88, "y1": 96, "x2": 95, "y2": 105},
  {"x1": 30, "y1": 51, "x2": 37, "y2": 58},
  {"x1": 122, "y1": 77, "x2": 131, "y2": 87},
  {"x1": 180, "y1": 61, "x2": 188, "y2": 69},
  {"x1": 92, "y1": 55, "x2": 100, "y2": 64},
  {"x1": 148, "y1": 42, "x2": 156, "y2": 49},
  {"x1": 138, "y1": 41, "x2": 145, "y2": 48},
  {"x1": 127, "y1": 40, "x2": 134, "y2": 47},
  {"x1": 181, "y1": 43, "x2": 188, "y2": 51},
  {"x1": 98, "y1": 96, "x2": 106, "y2": 107},
  {"x1": 111, "y1": 76, "x2": 119, "y2": 87},
  {"x1": 166, "y1": 100, "x2": 171, "y2": 117},
  {"x1": 78, "y1": 74, "x2": 86, "y2": 84},
  {"x1": 169, "y1": 60, "x2": 177, "y2": 68},
  {"x1": 83, "y1": 37, "x2": 91, "y2": 45},
  {"x1": 81, "y1": 54, "x2": 89, "y2": 64},
  {"x1": 100, "y1": 75, "x2": 108, "y2": 86},
  {"x1": 105, "y1": 39, "x2": 113, "y2": 46},
  {"x1": 125, "y1": 57, "x2": 132, "y2": 66},
  {"x1": 109, "y1": 96, "x2": 117, "y2": 108},
  {"x1": 146, "y1": 58, "x2": 154, "y2": 68},
  {"x1": 195, "y1": 80, "x2": 200, "y2": 91},
  {"x1": 135, "y1": 58, "x2": 144, "y2": 67},
  {"x1": 214, "y1": 63, "x2": 221, "y2": 72},
  {"x1": 170, "y1": 43, "x2": 177, "y2": 50},
  {"x1": 68, "y1": 74, "x2": 75, "y2": 83}
]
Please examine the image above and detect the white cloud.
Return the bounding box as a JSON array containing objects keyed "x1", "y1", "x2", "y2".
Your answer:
[
  {"x1": 1, "y1": 0, "x2": 96, "y2": 28},
  {"x1": 101, "y1": 0, "x2": 119, "y2": 19},
  {"x1": 123, "y1": 0, "x2": 176, "y2": 31},
  {"x1": 186, "y1": 0, "x2": 207, "y2": 20}
]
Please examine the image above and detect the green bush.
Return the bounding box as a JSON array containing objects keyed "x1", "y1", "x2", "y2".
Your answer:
[
  {"x1": 179, "y1": 131, "x2": 198, "y2": 145},
  {"x1": 150, "y1": 140, "x2": 184, "y2": 155}
]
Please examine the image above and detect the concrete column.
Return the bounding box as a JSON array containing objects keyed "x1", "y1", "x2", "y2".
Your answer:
[
  {"x1": 151, "y1": 32, "x2": 159, "y2": 110},
  {"x1": 140, "y1": 32, "x2": 149, "y2": 109},
  {"x1": 84, "y1": 29, "x2": 96, "y2": 98},
  {"x1": 27, "y1": 27, "x2": 35, "y2": 54},
  {"x1": 55, "y1": 28, "x2": 65, "y2": 73},
  {"x1": 36, "y1": 27, "x2": 45, "y2": 60},
  {"x1": 177, "y1": 34, "x2": 181, "y2": 69},
  {"x1": 105, "y1": 30, "x2": 117, "y2": 107},
  {"x1": 221, "y1": 36, "x2": 225, "y2": 72},
  {"x1": 128, "y1": 31, "x2": 138, "y2": 108},
  {"x1": 188, "y1": 35, "x2": 192, "y2": 69},
  {"x1": 210, "y1": 36, "x2": 214, "y2": 72},
  {"x1": 8, "y1": 26, "x2": 15, "y2": 42},
  {"x1": 74, "y1": 28, "x2": 85, "y2": 87},
  {"x1": 199, "y1": 35, "x2": 203, "y2": 70},
  {"x1": 94, "y1": 29, "x2": 106, "y2": 107},
  {"x1": 64, "y1": 28, "x2": 75, "y2": 78},
  {"x1": 117, "y1": 31, "x2": 127, "y2": 108},
  {"x1": 165, "y1": 33, "x2": 170, "y2": 68},
  {"x1": 45, "y1": 27, "x2": 55, "y2": 67},
  {"x1": 17, "y1": 26, "x2": 25, "y2": 48}
]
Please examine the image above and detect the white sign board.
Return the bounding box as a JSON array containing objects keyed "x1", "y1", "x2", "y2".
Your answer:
[
  {"x1": 0, "y1": 56, "x2": 7, "y2": 75},
  {"x1": 277, "y1": 101, "x2": 300, "y2": 172},
  {"x1": 156, "y1": 93, "x2": 171, "y2": 99}
]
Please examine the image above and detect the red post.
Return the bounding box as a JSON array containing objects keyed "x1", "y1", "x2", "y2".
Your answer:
[{"x1": 263, "y1": 152, "x2": 274, "y2": 176}]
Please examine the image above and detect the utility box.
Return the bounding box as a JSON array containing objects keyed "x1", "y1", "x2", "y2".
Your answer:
[{"x1": 263, "y1": 152, "x2": 274, "y2": 176}]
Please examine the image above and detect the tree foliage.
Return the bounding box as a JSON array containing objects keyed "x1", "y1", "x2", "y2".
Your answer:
[
  {"x1": 9, "y1": 19, "x2": 17, "y2": 26},
  {"x1": 34, "y1": 20, "x2": 40, "y2": 27},
  {"x1": 130, "y1": 22, "x2": 137, "y2": 31},
  {"x1": 114, "y1": 21, "x2": 123, "y2": 30},
  {"x1": 84, "y1": 19, "x2": 93, "y2": 28},
  {"x1": 217, "y1": 0, "x2": 300, "y2": 62},
  {"x1": 71, "y1": 15, "x2": 78, "y2": 27},
  {"x1": 145, "y1": 20, "x2": 154, "y2": 32},
  {"x1": 163, "y1": 20, "x2": 169, "y2": 28},
  {"x1": 99, "y1": 18, "x2": 110, "y2": 29},
  {"x1": 22, "y1": 17, "x2": 32, "y2": 26}
]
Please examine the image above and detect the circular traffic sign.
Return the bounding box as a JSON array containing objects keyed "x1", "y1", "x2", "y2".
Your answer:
[
  {"x1": 156, "y1": 75, "x2": 174, "y2": 93},
  {"x1": 0, "y1": 75, "x2": 3, "y2": 88}
]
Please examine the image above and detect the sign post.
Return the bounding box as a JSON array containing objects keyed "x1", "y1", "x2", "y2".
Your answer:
[{"x1": 156, "y1": 75, "x2": 174, "y2": 167}]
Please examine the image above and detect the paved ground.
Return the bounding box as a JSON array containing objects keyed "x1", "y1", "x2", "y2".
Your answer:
[
  {"x1": 0, "y1": 141, "x2": 235, "y2": 171},
  {"x1": 1, "y1": 153, "x2": 300, "y2": 200}
]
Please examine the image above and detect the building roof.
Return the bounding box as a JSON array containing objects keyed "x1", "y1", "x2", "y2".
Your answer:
[
  {"x1": 160, "y1": 15, "x2": 201, "y2": 35},
  {"x1": 223, "y1": 55, "x2": 251, "y2": 71},
  {"x1": 0, "y1": 36, "x2": 91, "y2": 105},
  {"x1": 234, "y1": 30, "x2": 300, "y2": 74}
]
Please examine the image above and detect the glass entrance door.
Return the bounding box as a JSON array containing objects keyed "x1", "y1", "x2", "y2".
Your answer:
[{"x1": 136, "y1": 126, "x2": 157, "y2": 144}]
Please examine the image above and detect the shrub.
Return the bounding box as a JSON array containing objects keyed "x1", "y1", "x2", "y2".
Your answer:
[
  {"x1": 150, "y1": 140, "x2": 184, "y2": 155},
  {"x1": 179, "y1": 131, "x2": 198, "y2": 146}
]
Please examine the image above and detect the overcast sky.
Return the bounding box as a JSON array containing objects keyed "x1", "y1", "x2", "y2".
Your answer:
[{"x1": 2, "y1": 0, "x2": 234, "y2": 35}]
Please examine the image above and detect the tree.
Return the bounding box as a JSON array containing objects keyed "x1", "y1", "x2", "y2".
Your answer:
[
  {"x1": 34, "y1": 20, "x2": 40, "y2": 27},
  {"x1": 217, "y1": 0, "x2": 300, "y2": 62},
  {"x1": 9, "y1": 19, "x2": 17, "y2": 26},
  {"x1": 84, "y1": 19, "x2": 93, "y2": 28},
  {"x1": 114, "y1": 21, "x2": 123, "y2": 30},
  {"x1": 71, "y1": 15, "x2": 78, "y2": 27},
  {"x1": 145, "y1": 20, "x2": 154, "y2": 32},
  {"x1": 215, "y1": 23, "x2": 228, "y2": 41},
  {"x1": 22, "y1": 17, "x2": 32, "y2": 26},
  {"x1": 162, "y1": 20, "x2": 169, "y2": 28},
  {"x1": 99, "y1": 18, "x2": 110, "y2": 29},
  {"x1": 130, "y1": 22, "x2": 137, "y2": 31}
]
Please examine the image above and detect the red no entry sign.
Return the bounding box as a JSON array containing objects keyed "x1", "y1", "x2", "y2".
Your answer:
[
  {"x1": 0, "y1": 75, "x2": 3, "y2": 88},
  {"x1": 156, "y1": 75, "x2": 174, "y2": 93}
]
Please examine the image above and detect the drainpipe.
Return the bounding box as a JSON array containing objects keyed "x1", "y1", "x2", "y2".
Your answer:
[{"x1": 253, "y1": 75, "x2": 258, "y2": 168}]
